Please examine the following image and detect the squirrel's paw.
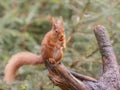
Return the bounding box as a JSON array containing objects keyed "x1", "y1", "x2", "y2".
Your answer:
[
  {"x1": 56, "y1": 44, "x2": 61, "y2": 49},
  {"x1": 48, "y1": 58, "x2": 56, "y2": 64}
]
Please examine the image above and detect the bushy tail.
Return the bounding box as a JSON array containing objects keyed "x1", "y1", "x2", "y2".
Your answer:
[{"x1": 4, "y1": 52, "x2": 43, "y2": 85}]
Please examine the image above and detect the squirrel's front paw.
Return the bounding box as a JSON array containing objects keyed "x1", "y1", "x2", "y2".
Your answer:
[
  {"x1": 48, "y1": 58, "x2": 56, "y2": 64},
  {"x1": 56, "y1": 44, "x2": 61, "y2": 49}
]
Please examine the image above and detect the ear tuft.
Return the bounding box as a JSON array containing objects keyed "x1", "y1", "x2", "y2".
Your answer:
[
  {"x1": 49, "y1": 16, "x2": 57, "y2": 30},
  {"x1": 49, "y1": 16, "x2": 56, "y2": 24},
  {"x1": 60, "y1": 16, "x2": 64, "y2": 26}
]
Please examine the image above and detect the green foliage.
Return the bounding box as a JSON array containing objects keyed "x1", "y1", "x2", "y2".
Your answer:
[{"x1": 0, "y1": 0, "x2": 120, "y2": 90}]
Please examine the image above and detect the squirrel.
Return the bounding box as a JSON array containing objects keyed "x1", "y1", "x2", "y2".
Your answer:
[{"x1": 4, "y1": 16, "x2": 66, "y2": 85}]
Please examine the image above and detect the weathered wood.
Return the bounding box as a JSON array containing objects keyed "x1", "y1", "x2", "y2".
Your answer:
[
  {"x1": 94, "y1": 25, "x2": 118, "y2": 73},
  {"x1": 94, "y1": 25, "x2": 120, "y2": 90},
  {"x1": 45, "y1": 61, "x2": 88, "y2": 90},
  {"x1": 45, "y1": 25, "x2": 120, "y2": 90},
  {"x1": 70, "y1": 71, "x2": 97, "y2": 82}
]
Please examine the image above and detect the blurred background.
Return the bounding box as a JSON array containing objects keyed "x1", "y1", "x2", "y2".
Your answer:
[{"x1": 0, "y1": 0, "x2": 120, "y2": 90}]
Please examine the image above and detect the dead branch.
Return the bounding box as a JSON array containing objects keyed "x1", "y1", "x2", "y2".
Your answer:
[
  {"x1": 45, "y1": 61, "x2": 88, "y2": 90},
  {"x1": 94, "y1": 25, "x2": 118, "y2": 73},
  {"x1": 70, "y1": 71, "x2": 97, "y2": 82}
]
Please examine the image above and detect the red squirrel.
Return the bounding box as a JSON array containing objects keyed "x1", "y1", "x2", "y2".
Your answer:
[{"x1": 4, "y1": 17, "x2": 66, "y2": 85}]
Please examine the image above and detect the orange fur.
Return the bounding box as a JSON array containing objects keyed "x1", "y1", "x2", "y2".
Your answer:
[
  {"x1": 4, "y1": 52, "x2": 43, "y2": 84},
  {"x1": 4, "y1": 17, "x2": 66, "y2": 85}
]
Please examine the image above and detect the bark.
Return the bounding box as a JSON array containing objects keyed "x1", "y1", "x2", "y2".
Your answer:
[
  {"x1": 45, "y1": 61, "x2": 88, "y2": 90},
  {"x1": 45, "y1": 25, "x2": 120, "y2": 90}
]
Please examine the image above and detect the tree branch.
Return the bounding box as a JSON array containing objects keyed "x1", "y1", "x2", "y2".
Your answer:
[
  {"x1": 94, "y1": 25, "x2": 118, "y2": 73},
  {"x1": 86, "y1": 33, "x2": 117, "y2": 58},
  {"x1": 70, "y1": 71, "x2": 97, "y2": 82},
  {"x1": 45, "y1": 61, "x2": 88, "y2": 90}
]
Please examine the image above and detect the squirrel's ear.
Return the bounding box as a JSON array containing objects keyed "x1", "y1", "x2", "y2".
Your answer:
[
  {"x1": 60, "y1": 16, "x2": 64, "y2": 26},
  {"x1": 49, "y1": 17, "x2": 56, "y2": 24},
  {"x1": 49, "y1": 17, "x2": 57, "y2": 29}
]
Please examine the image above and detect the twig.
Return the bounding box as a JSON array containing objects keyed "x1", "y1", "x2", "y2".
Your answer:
[{"x1": 70, "y1": 71, "x2": 97, "y2": 82}]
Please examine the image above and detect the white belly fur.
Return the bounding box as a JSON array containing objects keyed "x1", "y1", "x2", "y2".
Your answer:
[
  {"x1": 53, "y1": 49, "x2": 60, "y2": 59},
  {"x1": 53, "y1": 41, "x2": 63, "y2": 59}
]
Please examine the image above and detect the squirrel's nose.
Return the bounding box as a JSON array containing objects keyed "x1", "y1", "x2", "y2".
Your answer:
[{"x1": 61, "y1": 34, "x2": 64, "y2": 38}]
